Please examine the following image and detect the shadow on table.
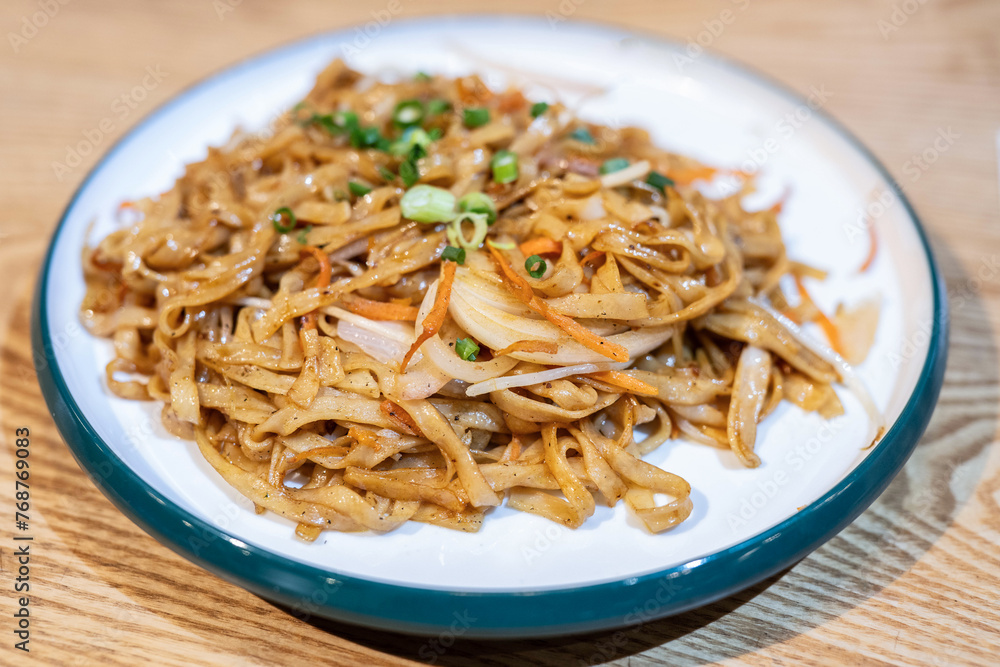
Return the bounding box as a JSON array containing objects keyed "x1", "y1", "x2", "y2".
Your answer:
[{"x1": 25, "y1": 230, "x2": 996, "y2": 665}]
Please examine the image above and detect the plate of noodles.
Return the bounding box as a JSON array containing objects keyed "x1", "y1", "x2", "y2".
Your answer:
[{"x1": 33, "y1": 16, "x2": 946, "y2": 638}]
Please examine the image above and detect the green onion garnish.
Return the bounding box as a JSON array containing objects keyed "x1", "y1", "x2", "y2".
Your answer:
[
  {"x1": 491, "y1": 150, "x2": 519, "y2": 184},
  {"x1": 568, "y1": 127, "x2": 595, "y2": 144},
  {"x1": 463, "y1": 107, "x2": 490, "y2": 128},
  {"x1": 427, "y1": 127, "x2": 443, "y2": 141},
  {"x1": 271, "y1": 206, "x2": 296, "y2": 233},
  {"x1": 427, "y1": 99, "x2": 451, "y2": 115},
  {"x1": 525, "y1": 254, "x2": 547, "y2": 278},
  {"x1": 415, "y1": 71, "x2": 431, "y2": 82},
  {"x1": 393, "y1": 100, "x2": 425, "y2": 128},
  {"x1": 348, "y1": 181, "x2": 371, "y2": 197},
  {"x1": 335, "y1": 110, "x2": 359, "y2": 128},
  {"x1": 645, "y1": 170, "x2": 675, "y2": 192},
  {"x1": 400, "y1": 185, "x2": 457, "y2": 223},
  {"x1": 530, "y1": 102, "x2": 549, "y2": 118},
  {"x1": 296, "y1": 225, "x2": 313, "y2": 244},
  {"x1": 455, "y1": 337, "x2": 480, "y2": 361},
  {"x1": 457, "y1": 191, "x2": 497, "y2": 225},
  {"x1": 377, "y1": 165, "x2": 396, "y2": 182},
  {"x1": 390, "y1": 127, "x2": 432, "y2": 157},
  {"x1": 600, "y1": 158, "x2": 630, "y2": 174},
  {"x1": 441, "y1": 245, "x2": 466, "y2": 264},
  {"x1": 350, "y1": 125, "x2": 383, "y2": 149},
  {"x1": 399, "y1": 159, "x2": 420, "y2": 187},
  {"x1": 447, "y1": 212, "x2": 489, "y2": 250}
]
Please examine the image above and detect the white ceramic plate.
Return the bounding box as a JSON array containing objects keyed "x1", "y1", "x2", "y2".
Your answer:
[{"x1": 34, "y1": 16, "x2": 946, "y2": 637}]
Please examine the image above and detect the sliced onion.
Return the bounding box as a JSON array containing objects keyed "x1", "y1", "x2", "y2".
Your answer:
[
  {"x1": 413, "y1": 279, "x2": 518, "y2": 383},
  {"x1": 325, "y1": 305, "x2": 414, "y2": 365},
  {"x1": 451, "y1": 269, "x2": 674, "y2": 365},
  {"x1": 579, "y1": 194, "x2": 606, "y2": 221},
  {"x1": 600, "y1": 160, "x2": 650, "y2": 189},
  {"x1": 466, "y1": 361, "x2": 629, "y2": 397}
]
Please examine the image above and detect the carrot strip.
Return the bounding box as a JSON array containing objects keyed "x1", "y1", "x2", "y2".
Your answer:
[
  {"x1": 301, "y1": 246, "x2": 332, "y2": 290},
  {"x1": 586, "y1": 370, "x2": 658, "y2": 396},
  {"x1": 793, "y1": 275, "x2": 844, "y2": 356},
  {"x1": 343, "y1": 295, "x2": 419, "y2": 321},
  {"x1": 380, "y1": 399, "x2": 423, "y2": 436},
  {"x1": 487, "y1": 244, "x2": 628, "y2": 363},
  {"x1": 401, "y1": 260, "x2": 457, "y2": 371},
  {"x1": 494, "y1": 340, "x2": 559, "y2": 357},
  {"x1": 859, "y1": 222, "x2": 878, "y2": 273},
  {"x1": 297, "y1": 246, "x2": 331, "y2": 333},
  {"x1": 579, "y1": 250, "x2": 606, "y2": 270},
  {"x1": 666, "y1": 166, "x2": 718, "y2": 185},
  {"x1": 518, "y1": 237, "x2": 562, "y2": 257}
]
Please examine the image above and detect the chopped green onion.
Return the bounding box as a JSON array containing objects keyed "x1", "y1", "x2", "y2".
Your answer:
[
  {"x1": 568, "y1": 127, "x2": 595, "y2": 144},
  {"x1": 487, "y1": 239, "x2": 515, "y2": 250},
  {"x1": 334, "y1": 110, "x2": 359, "y2": 128},
  {"x1": 399, "y1": 159, "x2": 420, "y2": 187},
  {"x1": 530, "y1": 101, "x2": 549, "y2": 118},
  {"x1": 491, "y1": 150, "x2": 519, "y2": 184},
  {"x1": 600, "y1": 158, "x2": 630, "y2": 174},
  {"x1": 457, "y1": 191, "x2": 497, "y2": 225},
  {"x1": 377, "y1": 165, "x2": 396, "y2": 182},
  {"x1": 441, "y1": 245, "x2": 466, "y2": 264},
  {"x1": 525, "y1": 254, "x2": 547, "y2": 279},
  {"x1": 292, "y1": 101, "x2": 308, "y2": 112},
  {"x1": 645, "y1": 170, "x2": 675, "y2": 192},
  {"x1": 427, "y1": 99, "x2": 451, "y2": 115},
  {"x1": 390, "y1": 127, "x2": 432, "y2": 157},
  {"x1": 296, "y1": 225, "x2": 313, "y2": 244},
  {"x1": 455, "y1": 337, "x2": 480, "y2": 361},
  {"x1": 393, "y1": 99, "x2": 425, "y2": 128},
  {"x1": 350, "y1": 125, "x2": 383, "y2": 149},
  {"x1": 427, "y1": 127, "x2": 443, "y2": 141},
  {"x1": 415, "y1": 71, "x2": 431, "y2": 82},
  {"x1": 271, "y1": 207, "x2": 296, "y2": 233},
  {"x1": 348, "y1": 181, "x2": 371, "y2": 197},
  {"x1": 447, "y1": 212, "x2": 489, "y2": 251},
  {"x1": 463, "y1": 107, "x2": 490, "y2": 128},
  {"x1": 400, "y1": 185, "x2": 456, "y2": 223}
]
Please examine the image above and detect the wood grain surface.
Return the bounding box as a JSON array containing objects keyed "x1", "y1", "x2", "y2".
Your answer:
[{"x1": 2, "y1": 0, "x2": 999, "y2": 664}]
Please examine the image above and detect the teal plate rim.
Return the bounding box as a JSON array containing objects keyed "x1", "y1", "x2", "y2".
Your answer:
[{"x1": 32, "y1": 15, "x2": 948, "y2": 639}]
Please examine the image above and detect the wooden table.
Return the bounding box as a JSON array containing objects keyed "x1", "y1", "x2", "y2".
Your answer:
[{"x1": 2, "y1": 0, "x2": 998, "y2": 664}]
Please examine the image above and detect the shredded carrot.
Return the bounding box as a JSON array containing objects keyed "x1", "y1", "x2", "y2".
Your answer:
[
  {"x1": 579, "y1": 250, "x2": 606, "y2": 270},
  {"x1": 348, "y1": 425, "x2": 380, "y2": 449},
  {"x1": 288, "y1": 445, "x2": 349, "y2": 464},
  {"x1": 487, "y1": 244, "x2": 628, "y2": 363},
  {"x1": 497, "y1": 89, "x2": 527, "y2": 113},
  {"x1": 499, "y1": 434, "x2": 521, "y2": 463},
  {"x1": 666, "y1": 166, "x2": 718, "y2": 185},
  {"x1": 401, "y1": 260, "x2": 457, "y2": 371},
  {"x1": 301, "y1": 246, "x2": 332, "y2": 290},
  {"x1": 519, "y1": 237, "x2": 562, "y2": 257},
  {"x1": 298, "y1": 246, "x2": 331, "y2": 333},
  {"x1": 586, "y1": 370, "x2": 658, "y2": 396},
  {"x1": 344, "y1": 295, "x2": 419, "y2": 321},
  {"x1": 380, "y1": 400, "x2": 423, "y2": 436},
  {"x1": 859, "y1": 222, "x2": 878, "y2": 273},
  {"x1": 494, "y1": 339, "x2": 559, "y2": 357},
  {"x1": 793, "y1": 275, "x2": 844, "y2": 356}
]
